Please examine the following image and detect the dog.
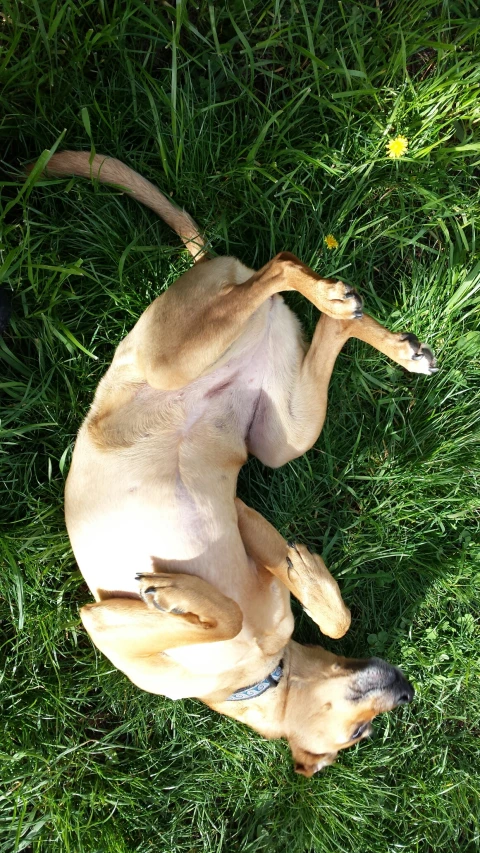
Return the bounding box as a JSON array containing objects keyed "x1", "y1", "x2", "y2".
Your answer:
[{"x1": 31, "y1": 151, "x2": 436, "y2": 775}]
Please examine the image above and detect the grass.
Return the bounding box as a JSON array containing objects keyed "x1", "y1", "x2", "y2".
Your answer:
[{"x1": 1, "y1": 0, "x2": 480, "y2": 850}]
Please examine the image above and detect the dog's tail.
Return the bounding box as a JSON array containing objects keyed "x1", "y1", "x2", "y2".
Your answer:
[{"x1": 27, "y1": 151, "x2": 207, "y2": 262}]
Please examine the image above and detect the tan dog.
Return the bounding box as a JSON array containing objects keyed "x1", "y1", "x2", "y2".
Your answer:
[{"x1": 33, "y1": 152, "x2": 435, "y2": 775}]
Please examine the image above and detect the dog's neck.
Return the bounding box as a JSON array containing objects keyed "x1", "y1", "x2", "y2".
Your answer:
[
  {"x1": 203, "y1": 646, "x2": 293, "y2": 740},
  {"x1": 202, "y1": 640, "x2": 339, "y2": 741}
]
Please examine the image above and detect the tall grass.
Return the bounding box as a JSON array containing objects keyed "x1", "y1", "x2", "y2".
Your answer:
[{"x1": 1, "y1": 1, "x2": 479, "y2": 851}]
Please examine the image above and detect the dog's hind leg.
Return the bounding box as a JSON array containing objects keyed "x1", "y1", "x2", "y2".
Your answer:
[
  {"x1": 126, "y1": 250, "x2": 434, "y2": 435},
  {"x1": 128, "y1": 252, "x2": 364, "y2": 391},
  {"x1": 235, "y1": 499, "x2": 351, "y2": 639},
  {"x1": 247, "y1": 308, "x2": 437, "y2": 468}
]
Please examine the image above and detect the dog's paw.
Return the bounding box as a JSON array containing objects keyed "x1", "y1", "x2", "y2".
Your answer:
[
  {"x1": 136, "y1": 572, "x2": 191, "y2": 615},
  {"x1": 398, "y1": 333, "x2": 438, "y2": 375},
  {"x1": 285, "y1": 543, "x2": 351, "y2": 639},
  {"x1": 322, "y1": 280, "x2": 364, "y2": 320},
  {"x1": 286, "y1": 541, "x2": 313, "y2": 579},
  {"x1": 135, "y1": 570, "x2": 243, "y2": 637}
]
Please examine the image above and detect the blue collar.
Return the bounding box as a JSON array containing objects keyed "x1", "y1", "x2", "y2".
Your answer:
[{"x1": 226, "y1": 662, "x2": 284, "y2": 702}]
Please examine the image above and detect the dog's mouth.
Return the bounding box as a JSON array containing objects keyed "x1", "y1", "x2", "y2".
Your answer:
[{"x1": 350, "y1": 721, "x2": 374, "y2": 742}]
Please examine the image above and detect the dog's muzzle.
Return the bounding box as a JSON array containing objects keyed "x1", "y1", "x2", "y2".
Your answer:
[{"x1": 348, "y1": 658, "x2": 414, "y2": 706}]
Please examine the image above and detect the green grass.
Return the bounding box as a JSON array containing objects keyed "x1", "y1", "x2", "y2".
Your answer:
[{"x1": 1, "y1": 1, "x2": 480, "y2": 850}]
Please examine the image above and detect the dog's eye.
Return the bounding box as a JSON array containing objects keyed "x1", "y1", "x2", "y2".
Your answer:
[{"x1": 351, "y1": 723, "x2": 368, "y2": 741}]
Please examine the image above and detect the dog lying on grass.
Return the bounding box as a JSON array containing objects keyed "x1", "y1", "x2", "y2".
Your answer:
[{"x1": 31, "y1": 151, "x2": 435, "y2": 775}]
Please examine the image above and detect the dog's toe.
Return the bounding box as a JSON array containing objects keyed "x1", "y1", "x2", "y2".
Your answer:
[
  {"x1": 137, "y1": 572, "x2": 173, "y2": 611},
  {"x1": 399, "y1": 333, "x2": 438, "y2": 375},
  {"x1": 136, "y1": 572, "x2": 196, "y2": 616},
  {"x1": 326, "y1": 282, "x2": 363, "y2": 318}
]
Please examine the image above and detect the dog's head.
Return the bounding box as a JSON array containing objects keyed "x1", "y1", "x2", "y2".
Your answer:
[{"x1": 283, "y1": 643, "x2": 414, "y2": 776}]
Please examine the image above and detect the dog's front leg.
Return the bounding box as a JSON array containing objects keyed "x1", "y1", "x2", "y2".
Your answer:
[
  {"x1": 235, "y1": 499, "x2": 351, "y2": 639},
  {"x1": 81, "y1": 572, "x2": 243, "y2": 663}
]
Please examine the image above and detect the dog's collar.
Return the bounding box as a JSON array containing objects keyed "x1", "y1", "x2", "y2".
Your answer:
[{"x1": 226, "y1": 662, "x2": 284, "y2": 702}]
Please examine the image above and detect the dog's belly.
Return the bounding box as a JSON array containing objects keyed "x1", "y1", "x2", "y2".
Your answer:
[
  {"x1": 68, "y1": 442, "x2": 294, "y2": 692},
  {"x1": 69, "y1": 468, "x2": 249, "y2": 597},
  {"x1": 67, "y1": 316, "x2": 272, "y2": 599},
  {"x1": 66, "y1": 296, "x2": 296, "y2": 688}
]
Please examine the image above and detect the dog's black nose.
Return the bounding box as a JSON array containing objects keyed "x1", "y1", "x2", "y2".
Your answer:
[
  {"x1": 369, "y1": 658, "x2": 414, "y2": 706},
  {"x1": 393, "y1": 675, "x2": 414, "y2": 706},
  {"x1": 350, "y1": 658, "x2": 414, "y2": 707}
]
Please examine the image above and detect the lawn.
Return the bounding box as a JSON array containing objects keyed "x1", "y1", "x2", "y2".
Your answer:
[{"x1": 1, "y1": 1, "x2": 479, "y2": 851}]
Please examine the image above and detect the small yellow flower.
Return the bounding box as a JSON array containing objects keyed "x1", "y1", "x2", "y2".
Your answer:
[
  {"x1": 386, "y1": 135, "x2": 408, "y2": 159},
  {"x1": 324, "y1": 234, "x2": 339, "y2": 250}
]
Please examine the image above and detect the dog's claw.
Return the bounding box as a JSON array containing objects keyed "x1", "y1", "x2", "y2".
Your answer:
[
  {"x1": 322, "y1": 280, "x2": 363, "y2": 319},
  {"x1": 346, "y1": 290, "x2": 363, "y2": 314},
  {"x1": 351, "y1": 293, "x2": 364, "y2": 319},
  {"x1": 286, "y1": 550, "x2": 301, "y2": 580},
  {"x1": 399, "y1": 332, "x2": 437, "y2": 375},
  {"x1": 400, "y1": 332, "x2": 419, "y2": 345}
]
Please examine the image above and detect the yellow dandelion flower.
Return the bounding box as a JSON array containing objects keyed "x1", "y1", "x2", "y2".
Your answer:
[
  {"x1": 325, "y1": 234, "x2": 339, "y2": 250},
  {"x1": 386, "y1": 135, "x2": 408, "y2": 159}
]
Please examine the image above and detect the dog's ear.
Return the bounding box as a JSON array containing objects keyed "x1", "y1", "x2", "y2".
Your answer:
[{"x1": 289, "y1": 741, "x2": 338, "y2": 777}]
